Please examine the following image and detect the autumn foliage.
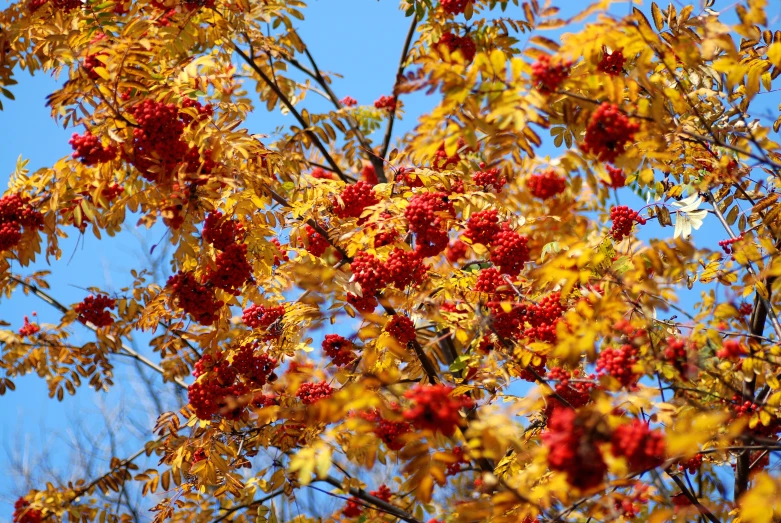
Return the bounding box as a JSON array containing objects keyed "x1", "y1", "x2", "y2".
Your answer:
[{"x1": 3, "y1": 0, "x2": 781, "y2": 522}]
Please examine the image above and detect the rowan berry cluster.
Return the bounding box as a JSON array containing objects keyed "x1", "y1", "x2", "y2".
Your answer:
[
  {"x1": 231, "y1": 345, "x2": 278, "y2": 386},
  {"x1": 542, "y1": 408, "x2": 607, "y2": 490},
  {"x1": 437, "y1": 32, "x2": 476, "y2": 63},
  {"x1": 310, "y1": 167, "x2": 335, "y2": 180},
  {"x1": 464, "y1": 209, "x2": 500, "y2": 246},
  {"x1": 445, "y1": 446, "x2": 470, "y2": 475},
  {"x1": 717, "y1": 339, "x2": 745, "y2": 360},
  {"x1": 531, "y1": 55, "x2": 573, "y2": 93},
  {"x1": 440, "y1": 0, "x2": 469, "y2": 15},
  {"x1": 611, "y1": 420, "x2": 666, "y2": 472},
  {"x1": 662, "y1": 337, "x2": 696, "y2": 375},
  {"x1": 271, "y1": 238, "x2": 289, "y2": 266},
  {"x1": 296, "y1": 381, "x2": 334, "y2": 404},
  {"x1": 596, "y1": 344, "x2": 640, "y2": 388},
  {"x1": 371, "y1": 484, "x2": 393, "y2": 502},
  {"x1": 517, "y1": 353, "x2": 547, "y2": 382},
  {"x1": 0, "y1": 194, "x2": 43, "y2": 253},
  {"x1": 298, "y1": 225, "x2": 329, "y2": 257},
  {"x1": 342, "y1": 498, "x2": 363, "y2": 518},
  {"x1": 361, "y1": 164, "x2": 378, "y2": 185},
  {"x1": 75, "y1": 294, "x2": 116, "y2": 327},
  {"x1": 204, "y1": 243, "x2": 252, "y2": 294},
  {"x1": 546, "y1": 366, "x2": 596, "y2": 414},
  {"x1": 718, "y1": 235, "x2": 743, "y2": 255},
  {"x1": 679, "y1": 453, "x2": 703, "y2": 474},
  {"x1": 19, "y1": 315, "x2": 40, "y2": 337},
  {"x1": 472, "y1": 164, "x2": 506, "y2": 192},
  {"x1": 322, "y1": 334, "x2": 356, "y2": 367},
  {"x1": 13, "y1": 498, "x2": 41, "y2": 523},
  {"x1": 340, "y1": 96, "x2": 358, "y2": 107},
  {"x1": 29, "y1": 0, "x2": 80, "y2": 13},
  {"x1": 202, "y1": 212, "x2": 244, "y2": 251},
  {"x1": 490, "y1": 227, "x2": 530, "y2": 277},
  {"x1": 360, "y1": 408, "x2": 413, "y2": 450},
  {"x1": 188, "y1": 377, "x2": 247, "y2": 420},
  {"x1": 82, "y1": 53, "x2": 105, "y2": 81},
  {"x1": 385, "y1": 315, "x2": 416, "y2": 345},
  {"x1": 129, "y1": 100, "x2": 189, "y2": 181},
  {"x1": 350, "y1": 251, "x2": 386, "y2": 298},
  {"x1": 445, "y1": 239, "x2": 468, "y2": 263},
  {"x1": 739, "y1": 302, "x2": 753, "y2": 316},
  {"x1": 597, "y1": 45, "x2": 626, "y2": 75},
  {"x1": 333, "y1": 181, "x2": 379, "y2": 220},
  {"x1": 374, "y1": 95, "x2": 397, "y2": 113},
  {"x1": 610, "y1": 205, "x2": 646, "y2": 241},
  {"x1": 242, "y1": 304, "x2": 285, "y2": 340},
  {"x1": 70, "y1": 131, "x2": 117, "y2": 166},
  {"x1": 168, "y1": 271, "x2": 224, "y2": 325},
  {"x1": 527, "y1": 170, "x2": 566, "y2": 200},
  {"x1": 385, "y1": 248, "x2": 429, "y2": 288},
  {"x1": 603, "y1": 165, "x2": 626, "y2": 188},
  {"x1": 402, "y1": 384, "x2": 474, "y2": 436},
  {"x1": 581, "y1": 103, "x2": 640, "y2": 163},
  {"x1": 614, "y1": 484, "x2": 649, "y2": 519}
]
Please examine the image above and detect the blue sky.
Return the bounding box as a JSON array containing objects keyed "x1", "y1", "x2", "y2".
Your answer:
[{"x1": 2, "y1": 0, "x2": 781, "y2": 520}]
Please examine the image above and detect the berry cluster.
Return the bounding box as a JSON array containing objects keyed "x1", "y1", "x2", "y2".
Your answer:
[
  {"x1": 581, "y1": 103, "x2": 640, "y2": 163},
  {"x1": 596, "y1": 344, "x2": 640, "y2": 388},
  {"x1": 445, "y1": 445, "x2": 470, "y2": 475},
  {"x1": 371, "y1": 484, "x2": 393, "y2": 502},
  {"x1": 167, "y1": 271, "x2": 224, "y2": 325},
  {"x1": 603, "y1": 165, "x2": 626, "y2": 189},
  {"x1": 230, "y1": 345, "x2": 278, "y2": 386},
  {"x1": 350, "y1": 251, "x2": 386, "y2": 297},
  {"x1": 13, "y1": 498, "x2": 41, "y2": 523},
  {"x1": 82, "y1": 53, "x2": 106, "y2": 81},
  {"x1": 464, "y1": 209, "x2": 500, "y2": 246},
  {"x1": 739, "y1": 302, "x2": 753, "y2": 316},
  {"x1": 531, "y1": 55, "x2": 573, "y2": 93},
  {"x1": 440, "y1": 0, "x2": 469, "y2": 15},
  {"x1": 546, "y1": 366, "x2": 596, "y2": 414},
  {"x1": 342, "y1": 497, "x2": 363, "y2": 518},
  {"x1": 242, "y1": 304, "x2": 285, "y2": 340},
  {"x1": 301, "y1": 225, "x2": 330, "y2": 257},
  {"x1": 296, "y1": 381, "x2": 334, "y2": 404},
  {"x1": 614, "y1": 483, "x2": 649, "y2": 519},
  {"x1": 718, "y1": 235, "x2": 743, "y2": 255},
  {"x1": 445, "y1": 239, "x2": 468, "y2": 263},
  {"x1": 598, "y1": 46, "x2": 626, "y2": 76},
  {"x1": 437, "y1": 32, "x2": 476, "y2": 63},
  {"x1": 402, "y1": 384, "x2": 474, "y2": 436},
  {"x1": 29, "y1": 0, "x2": 80, "y2": 12},
  {"x1": 517, "y1": 353, "x2": 547, "y2": 382},
  {"x1": 611, "y1": 420, "x2": 666, "y2": 472},
  {"x1": 188, "y1": 377, "x2": 247, "y2": 420},
  {"x1": 374, "y1": 95, "x2": 397, "y2": 113},
  {"x1": 70, "y1": 131, "x2": 117, "y2": 165},
  {"x1": 527, "y1": 170, "x2": 566, "y2": 200},
  {"x1": 385, "y1": 315, "x2": 416, "y2": 345},
  {"x1": 542, "y1": 408, "x2": 607, "y2": 490},
  {"x1": 490, "y1": 227, "x2": 530, "y2": 277},
  {"x1": 75, "y1": 295, "x2": 116, "y2": 327},
  {"x1": 679, "y1": 453, "x2": 703, "y2": 474},
  {"x1": 340, "y1": 96, "x2": 358, "y2": 107},
  {"x1": 19, "y1": 316, "x2": 40, "y2": 337},
  {"x1": 385, "y1": 248, "x2": 428, "y2": 288},
  {"x1": 271, "y1": 238, "x2": 289, "y2": 266},
  {"x1": 360, "y1": 408, "x2": 413, "y2": 450},
  {"x1": 333, "y1": 180, "x2": 379, "y2": 220},
  {"x1": 0, "y1": 194, "x2": 44, "y2": 253},
  {"x1": 204, "y1": 243, "x2": 252, "y2": 294},
  {"x1": 405, "y1": 192, "x2": 454, "y2": 258},
  {"x1": 322, "y1": 334, "x2": 356, "y2": 367},
  {"x1": 310, "y1": 167, "x2": 336, "y2": 180},
  {"x1": 472, "y1": 164, "x2": 507, "y2": 192},
  {"x1": 432, "y1": 141, "x2": 463, "y2": 170},
  {"x1": 203, "y1": 212, "x2": 244, "y2": 251},
  {"x1": 128, "y1": 100, "x2": 188, "y2": 181},
  {"x1": 717, "y1": 339, "x2": 745, "y2": 360},
  {"x1": 361, "y1": 164, "x2": 378, "y2": 185},
  {"x1": 610, "y1": 206, "x2": 646, "y2": 241}
]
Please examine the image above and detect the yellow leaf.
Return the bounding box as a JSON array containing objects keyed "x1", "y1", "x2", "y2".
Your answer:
[{"x1": 740, "y1": 473, "x2": 778, "y2": 523}]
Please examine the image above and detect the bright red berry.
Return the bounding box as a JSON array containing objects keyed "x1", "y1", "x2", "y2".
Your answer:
[
  {"x1": 75, "y1": 294, "x2": 116, "y2": 327},
  {"x1": 603, "y1": 165, "x2": 626, "y2": 189},
  {"x1": 531, "y1": 55, "x2": 573, "y2": 93},
  {"x1": 322, "y1": 334, "x2": 356, "y2": 367},
  {"x1": 403, "y1": 384, "x2": 474, "y2": 436},
  {"x1": 527, "y1": 170, "x2": 566, "y2": 200},
  {"x1": 610, "y1": 206, "x2": 646, "y2": 241},
  {"x1": 333, "y1": 181, "x2": 379, "y2": 220},
  {"x1": 385, "y1": 315, "x2": 416, "y2": 345},
  {"x1": 437, "y1": 32, "x2": 476, "y2": 63},
  {"x1": 168, "y1": 271, "x2": 224, "y2": 326},
  {"x1": 70, "y1": 131, "x2": 117, "y2": 165},
  {"x1": 611, "y1": 419, "x2": 666, "y2": 472},
  {"x1": 464, "y1": 209, "x2": 500, "y2": 246},
  {"x1": 597, "y1": 46, "x2": 626, "y2": 76},
  {"x1": 581, "y1": 103, "x2": 640, "y2": 163},
  {"x1": 297, "y1": 381, "x2": 334, "y2": 404}
]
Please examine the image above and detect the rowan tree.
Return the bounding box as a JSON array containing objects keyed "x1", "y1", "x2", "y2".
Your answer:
[{"x1": 2, "y1": 0, "x2": 781, "y2": 522}]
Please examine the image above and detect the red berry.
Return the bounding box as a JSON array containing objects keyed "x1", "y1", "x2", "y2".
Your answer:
[
  {"x1": 472, "y1": 165, "x2": 507, "y2": 193},
  {"x1": 581, "y1": 103, "x2": 640, "y2": 163},
  {"x1": 300, "y1": 225, "x2": 330, "y2": 257},
  {"x1": 440, "y1": 0, "x2": 469, "y2": 16},
  {"x1": 610, "y1": 206, "x2": 646, "y2": 241},
  {"x1": 360, "y1": 408, "x2": 412, "y2": 450},
  {"x1": 350, "y1": 251, "x2": 386, "y2": 296},
  {"x1": 603, "y1": 165, "x2": 626, "y2": 189},
  {"x1": 374, "y1": 95, "x2": 397, "y2": 113},
  {"x1": 597, "y1": 46, "x2": 626, "y2": 76},
  {"x1": 70, "y1": 131, "x2": 116, "y2": 165},
  {"x1": 611, "y1": 419, "x2": 666, "y2": 472},
  {"x1": 403, "y1": 384, "x2": 474, "y2": 436},
  {"x1": 361, "y1": 164, "x2": 378, "y2": 185},
  {"x1": 242, "y1": 304, "x2": 285, "y2": 340},
  {"x1": 340, "y1": 96, "x2": 358, "y2": 107},
  {"x1": 168, "y1": 271, "x2": 224, "y2": 325},
  {"x1": 531, "y1": 55, "x2": 573, "y2": 93},
  {"x1": 445, "y1": 239, "x2": 468, "y2": 263},
  {"x1": 333, "y1": 181, "x2": 379, "y2": 220},
  {"x1": 13, "y1": 498, "x2": 42, "y2": 523},
  {"x1": 489, "y1": 228, "x2": 530, "y2": 277},
  {"x1": 203, "y1": 212, "x2": 244, "y2": 251},
  {"x1": 296, "y1": 381, "x2": 334, "y2": 404},
  {"x1": 596, "y1": 344, "x2": 640, "y2": 388},
  {"x1": 310, "y1": 167, "x2": 336, "y2": 180},
  {"x1": 74, "y1": 294, "x2": 116, "y2": 327},
  {"x1": 19, "y1": 316, "x2": 40, "y2": 337},
  {"x1": 205, "y1": 243, "x2": 252, "y2": 294},
  {"x1": 542, "y1": 408, "x2": 607, "y2": 490},
  {"x1": 384, "y1": 248, "x2": 428, "y2": 289},
  {"x1": 437, "y1": 32, "x2": 476, "y2": 63},
  {"x1": 385, "y1": 315, "x2": 416, "y2": 345},
  {"x1": 322, "y1": 334, "x2": 356, "y2": 367},
  {"x1": 527, "y1": 170, "x2": 566, "y2": 200},
  {"x1": 464, "y1": 209, "x2": 500, "y2": 246}
]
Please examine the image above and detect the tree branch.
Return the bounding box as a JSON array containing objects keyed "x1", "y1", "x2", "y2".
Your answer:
[{"x1": 380, "y1": 15, "x2": 418, "y2": 161}]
